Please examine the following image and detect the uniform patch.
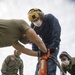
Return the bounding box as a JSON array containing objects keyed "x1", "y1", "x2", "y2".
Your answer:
[{"x1": 11, "y1": 57, "x2": 15, "y2": 60}]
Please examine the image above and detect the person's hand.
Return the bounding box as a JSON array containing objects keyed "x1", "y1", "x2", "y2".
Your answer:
[
  {"x1": 38, "y1": 49, "x2": 48, "y2": 57},
  {"x1": 40, "y1": 49, "x2": 50, "y2": 60}
]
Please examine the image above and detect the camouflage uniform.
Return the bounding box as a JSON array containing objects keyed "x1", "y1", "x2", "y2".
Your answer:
[{"x1": 1, "y1": 55, "x2": 23, "y2": 75}]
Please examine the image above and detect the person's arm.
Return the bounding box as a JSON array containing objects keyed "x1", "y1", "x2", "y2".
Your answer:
[
  {"x1": 25, "y1": 28, "x2": 47, "y2": 53},
  {"x1": 47, "y1": 14, "x2": 61, "y2": 52},
  {"x1": 18, "y1": 20, "x2": 47, "y2": 54},
  {"x1": 19, "y1": 60, "x2": 24, "y2": 75},
  {"x1": 13, "y1": 42, "x2": 38, "y2": 56},
  {"x1": 1, "y1": 56, "x2": 10, "y2": 75}
]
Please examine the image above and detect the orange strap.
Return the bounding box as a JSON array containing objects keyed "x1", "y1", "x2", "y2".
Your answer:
[
  {"x1": 38, "y1": 60, "x2": 47, "y2": 75},
  {"x1": 38, "y1": 50, "x2": 50, "y2": 75}
]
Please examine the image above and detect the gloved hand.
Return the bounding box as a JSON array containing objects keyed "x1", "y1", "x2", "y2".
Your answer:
[
  {"x1": 40, "y1": 49, "x2": 50, "y2": 60},
  {"x1": 38, "y1": 49, "x2": 50, "y2": 59},
  {"x1": 38, "y1": 49, "x2": 48, "y2": 57}
]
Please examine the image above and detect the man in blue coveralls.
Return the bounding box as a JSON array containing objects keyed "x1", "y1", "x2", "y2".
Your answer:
[{"x1": 28, "y1": 8, "x2": 61, "y2": 75}]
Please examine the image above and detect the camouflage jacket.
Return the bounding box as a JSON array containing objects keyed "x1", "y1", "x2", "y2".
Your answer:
[{"x1": 1, "y1": 55, "x2": 24, "y2": 75}]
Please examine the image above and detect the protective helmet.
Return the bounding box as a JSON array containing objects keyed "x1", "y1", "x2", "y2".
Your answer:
[
  {"x1": 28, "y1": 11, "x2": 39, "y2": 22},
  {"x1": 28, "y1": 8, "x2": 44, "y2": 22}
]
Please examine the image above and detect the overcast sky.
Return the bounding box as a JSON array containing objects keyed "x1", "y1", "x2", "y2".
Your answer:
[{"x1": 0, "y1": 0, "x2": 75, "y2": 75}]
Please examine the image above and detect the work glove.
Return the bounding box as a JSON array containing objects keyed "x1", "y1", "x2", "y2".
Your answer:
[
  {"x1": 38, "y1": 49, "x2": 50, "y2": 60},
  {"x1": 40, "y1": 50, "x2": 50, "y2": 60},
  {"x1": 38, "y1": 49, "x2": 48, "y2": 57}
]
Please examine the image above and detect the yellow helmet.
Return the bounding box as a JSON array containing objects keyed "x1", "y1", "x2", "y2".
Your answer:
[{"x1": 28, "y1": 8, "x2": 44, "y2": 22}]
